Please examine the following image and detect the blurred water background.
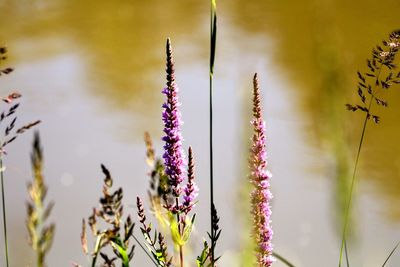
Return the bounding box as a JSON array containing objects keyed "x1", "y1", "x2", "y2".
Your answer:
[{"x1": 0, "y1": 0, "x2": 400, "y2": 266}]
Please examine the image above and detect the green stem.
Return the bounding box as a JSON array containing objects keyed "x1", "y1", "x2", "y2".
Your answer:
[
  {"x1": 118, "y1": 246, "x2": 130, "y2": 267},
  {"x1": 272, "y1": 252, "x2": 296, "y2": 267},
  {"x1": 344, "y1": 239, "x2": 350, "y2": 267},
  {"x1": 338, "y1": 56, "x2": 387, "y2": 266},
  {"x1": 209, "y1": 0, "x2": 217, "y2": 263},
  {"x1": 338, "y1": 109, "x2": 369, "y2": 267},
  {"x1": 179, "y1": 245, "x2": 184, "y2": 267},
  {"x1": 37, "y1": 252, "x2": 44, "y2": 267},
  {"x1": 0, "y1": 157, "x2": 9, "y2": 267},
  {"x1": 338, "y1": 67, "x2": 381, "y2": 266},
  {"x1": 132, "y1": 235, "x2": 159, "y2": 267},
  {"x1": 209, "y1": 71, "x2": 215, "y2": 266}
]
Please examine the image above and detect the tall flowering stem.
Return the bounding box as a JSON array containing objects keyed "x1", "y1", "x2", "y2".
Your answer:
[
  {"x1": 160, "y1": 39, "x2": 198, "y2": 267},
  {"x1": 0, "y1": 45, "x2": 41, "y2": 267},
  {"x1": 182, "y1": 147, "x2": 198, "y2": 214},
  {"x1": 249, "y1": 74, "x2": 274, "y2": 267},
  {"x1": 339, "y1": 30, "x2": 400, "y2": 267},
  {"x1": 162, "y1": 38, "x2": 185, "y2": 201}
]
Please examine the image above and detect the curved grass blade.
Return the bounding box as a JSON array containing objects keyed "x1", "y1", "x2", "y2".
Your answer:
[
  {"x1": 382, "y1": 241, "x2": 400, "y2": 267},
  {"x1": 272, "y1": 252, "x2": 296, "y2": 267}
]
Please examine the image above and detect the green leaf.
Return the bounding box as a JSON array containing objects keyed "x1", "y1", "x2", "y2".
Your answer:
[
  {"x1": 169, "y1": 213, "x2": 183, "y2": 246},
  {"x1": 110, "y1": 237, "x2": 130, "y2": 267},
  {"x1": 169, "y1": 213, "x2": 195, "y2": 247},
  {"x1": 181, "y1": 214, "x2": 195, "y2": 244},
  {"x1": 196, "y1": 241, "x2": 210, "y2": 267}
]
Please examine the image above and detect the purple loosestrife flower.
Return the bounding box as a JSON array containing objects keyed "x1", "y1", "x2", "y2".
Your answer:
[
  {"x1": 182, "y1": 147, "x2": 198, "y2": 214},
  {"x1": 162, "y1": 38, "x2": 186, "y2": 199},
  {"x1": 249, "y1": 73, "x2": 274, "y2": 267}
]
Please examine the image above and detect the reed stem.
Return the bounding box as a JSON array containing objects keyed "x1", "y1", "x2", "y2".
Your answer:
[{"x1": 0, "y1": 157, "x2": 9, "y2": 267}]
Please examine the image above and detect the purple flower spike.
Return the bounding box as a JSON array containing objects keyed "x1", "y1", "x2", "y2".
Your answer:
[
  {"x1": 183, "y1": 147, "x2": 198, "y2": 214},
  {"x1": 162, "y1": 38, "x2": 186, "y2": 198},
  {"x1": 250, "y1": 73, "x2": 274, "y2": 266}
]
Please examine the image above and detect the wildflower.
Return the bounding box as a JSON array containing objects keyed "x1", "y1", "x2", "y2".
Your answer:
[
  {"x1": 182, "y1": 147, "x2": 198, "y2": 214},
  {"x1": 249, "y1": 73, "x2": 274, "y2": 267},
  {"x1": 162, "y1": 38, "x2": 186, "y2": 199}
]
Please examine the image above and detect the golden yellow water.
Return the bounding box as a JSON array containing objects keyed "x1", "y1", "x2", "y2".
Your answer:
[{"x1": 0, "y1": 0, "x2": 400, "y2": 266}]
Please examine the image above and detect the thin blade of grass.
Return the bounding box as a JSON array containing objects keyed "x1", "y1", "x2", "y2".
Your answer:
[
  {"x1": 345, "y1": 238, "x2": 350, "y2": 267},
  {"x1": 272, "y1": 252, "x2": 296, "y2": 267},
  {"x1": 382, "y1": 241, "x2": 400, "y2": 267}
]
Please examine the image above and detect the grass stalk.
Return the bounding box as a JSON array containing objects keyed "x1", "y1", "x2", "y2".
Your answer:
[
  {"x1": 339, "y1": 63, "x2": 383, "y2": 266},
  {"x1": 340, "y1": 31, "x2": 400, "y2": 265},
  {"x1": 209, "y1": 0, "x2": 217, "y2": 265},
  {"x1": 0, "y1": 157, "x2": 9, "y2": 267},
  {"x1": 209, "y1": 69, "x2": 214, "y2": 265},
  {"x1": 338, "y1": 108, "x2": 369, "y2": 267}
]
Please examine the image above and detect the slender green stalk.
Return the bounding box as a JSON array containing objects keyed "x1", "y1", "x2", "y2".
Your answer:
[
  {"x1": 38, "y1": 254, "x2": 44, "y2": 267},
  {"x1": 176, "y1": 208, "x2": 184, "y2": 267},
  {"x1": 209, "y1": 0, "x2": 217, "y2": 265},
  {"x1": 179, "y1": 245, "x2": 184, "y2": 267},
  {"x1": 338, "y1": 94, "x2": 371, "y2": 267},
  {"x1": 338, "y1": 111, "x2": 368, "y2": 264},
  {"x1": 132, "y1": 235, "x2": 159, "y2": 267},
  {"x1": 209, "y1": 71, "x2": 215, "y2": 265},
  {"x1": 344, "y1": 239, "x2": 350, "y2": 267},
  {"x1": 382, "y1": 241, "x2": 400, "y2": 267},
  {"x1": 272, "y1": 252, "x2": 295, "y2": 267},
  {"x1": 340, "y1": 31, "x2": 400, "y2": 265},
  {"x1": 0, "y1": 157, "x2": 9, "y2": 267},
  {"x1": 339, "y1": 63, "x2": 384, "y2": 266}
]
